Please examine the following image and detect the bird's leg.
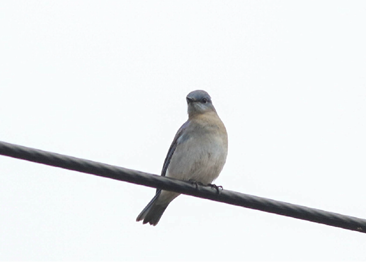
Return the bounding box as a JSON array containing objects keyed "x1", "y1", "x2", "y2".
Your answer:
[
  {"x1": 208, "y1": 183, "x2": 223, "y2": 194},
  {"x1": 188, "y1": 179, "x2": 204, "y2": 190},
  {"x1": 188, "y1": 180, "x2": 223, "y2": 194}
]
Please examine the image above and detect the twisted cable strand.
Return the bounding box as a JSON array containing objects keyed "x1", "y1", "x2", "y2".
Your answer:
[{"x1": 0, "y1": 140, "x2": 365, "y2": 233}]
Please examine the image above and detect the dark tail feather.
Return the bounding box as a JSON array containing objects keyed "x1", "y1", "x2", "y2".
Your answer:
[{"x1": 136, "y1": 193, "x2": 169, "y2": 226}]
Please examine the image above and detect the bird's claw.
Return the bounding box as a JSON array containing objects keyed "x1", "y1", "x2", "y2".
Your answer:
[
  {"x1": 189, "y1": 180, "x2": 223, "y2": 194},
  {"x1": 188, "y1": 179, "x2": 204, "y2": 189},
  {"x1": 208, "y1": 183, "x2": 223, "y2": 194}
]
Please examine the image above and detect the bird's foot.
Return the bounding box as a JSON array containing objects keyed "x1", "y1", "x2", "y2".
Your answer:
[
  {"x1": 188, "y1": 179, "x2": 204, "y2": 189},
  {"x1": 208, "y1": 183, "x2": 223, "y2": 194}
]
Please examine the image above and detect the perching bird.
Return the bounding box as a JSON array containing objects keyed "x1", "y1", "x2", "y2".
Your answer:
[{"x1": 136, "y1": 90, "x2": 228, "y2": 225}]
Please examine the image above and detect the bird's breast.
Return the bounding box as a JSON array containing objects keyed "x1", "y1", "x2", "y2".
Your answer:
[{"x1": 166, "y1": 117, "x2": 228, "y2": 184}]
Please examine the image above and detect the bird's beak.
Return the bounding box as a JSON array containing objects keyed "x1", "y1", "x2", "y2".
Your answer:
[{"x1": 186, "y1": 97, "x2": 195, "y2": 104}]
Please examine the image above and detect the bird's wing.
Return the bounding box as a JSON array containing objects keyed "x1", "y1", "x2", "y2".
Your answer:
[
  {"x1": 161, "y1": 120, "x2": 190, "y2": 177},
  {"x1": 152, "y1": 120, "x2": 190, "y2": 195},
  {"x1": 155, "y1": 120, "x2": 189, "y2": 194}
]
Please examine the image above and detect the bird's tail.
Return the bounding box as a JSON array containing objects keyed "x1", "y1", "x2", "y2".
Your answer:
[
  {"x1": 136, "y1": 192, "x2": 169, "y2": 226},
  {"x1": 137, "y1": 190, "x2": 180, "y2": 226}
]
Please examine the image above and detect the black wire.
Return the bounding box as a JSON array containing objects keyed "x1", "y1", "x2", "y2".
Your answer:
[{"x1": 0, "y1": 140, "x2": 365, "y2": 233}]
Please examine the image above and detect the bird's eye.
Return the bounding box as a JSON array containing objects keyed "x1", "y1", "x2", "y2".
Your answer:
[{"x1": 202, "y1": 98, "x2": 208, "y2": 103}]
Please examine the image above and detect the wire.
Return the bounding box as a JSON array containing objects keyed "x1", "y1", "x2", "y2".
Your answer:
[{"x1": 0, "y1": 140, "x2": 365, "y2": 233}]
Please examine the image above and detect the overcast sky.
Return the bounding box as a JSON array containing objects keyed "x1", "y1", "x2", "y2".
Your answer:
[{"x1": 1, "y1": 1, "x2": 366, "y2": 261}]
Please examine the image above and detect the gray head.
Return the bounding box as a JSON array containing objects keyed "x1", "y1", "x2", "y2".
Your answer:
[{"x1": 186, "y1": 90, "x2": 216, "y2": 116}]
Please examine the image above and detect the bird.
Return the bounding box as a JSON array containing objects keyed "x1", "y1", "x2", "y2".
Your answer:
[{"x1": 136, "y1": 90, "x2": 228, "y2": 226}]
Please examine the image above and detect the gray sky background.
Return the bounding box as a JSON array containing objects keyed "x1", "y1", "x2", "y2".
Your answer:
[{"x1": 1, "y1": 1, "x2": 366, "y2": 261}]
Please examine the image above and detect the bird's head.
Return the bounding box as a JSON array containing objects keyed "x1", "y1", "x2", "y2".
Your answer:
[{"x1": 186, "y1": 90, "x2": 216, "y2": 116}]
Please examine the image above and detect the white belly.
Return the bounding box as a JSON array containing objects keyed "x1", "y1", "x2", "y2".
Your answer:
[{"x1": 166, "y1": 134, "x2": 227, "y2": 185}]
